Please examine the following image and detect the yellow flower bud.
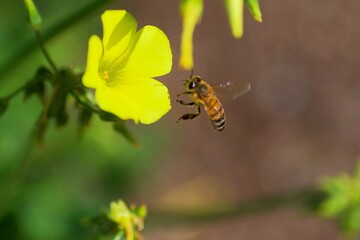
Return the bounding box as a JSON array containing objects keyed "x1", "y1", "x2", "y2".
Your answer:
[
  {"x1": 224, "y1": 0, "x2": 244, "y2": 39},
  {"x1": 179, "y1": 0, "x2": 203, "y2": 70}
]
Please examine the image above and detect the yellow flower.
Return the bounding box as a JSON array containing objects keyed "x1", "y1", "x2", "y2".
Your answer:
[
  {"x1": 108, "y1": 200, "x2": 147, "y2": 240},
  {"x1": 108, "y1": 200, "x2": 133, "y2": 240},
  {"x1": 82, "y1": 10, "x2": 172, "y2": 124}
]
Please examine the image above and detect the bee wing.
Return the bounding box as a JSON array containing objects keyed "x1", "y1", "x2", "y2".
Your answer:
[{"x1": 212, "y1": 80, "x2": 251, "y2": 100}]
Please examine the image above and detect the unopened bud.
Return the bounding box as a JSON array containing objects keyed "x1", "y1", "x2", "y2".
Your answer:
[
  {"x1": 245, "y1": 0, "x2": 262, "y2": 22},
  {"x1": 179, "y1": 0, "x2": 204, "y2": 70},
  {"x1": 224, "y1": 0, "x2": 244, "y2": 39},
  {"x1": 24, "y1": 0, "x2": 42, "y2": 30}
]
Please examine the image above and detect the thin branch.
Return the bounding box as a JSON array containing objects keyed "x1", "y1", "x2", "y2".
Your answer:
[
  {"x1": 39, "y1": 83, "x2": 60, "y2": 124},
  {"x1": 3, "y1": 83, "x2": 27, "y2": 101},
  {"x1": 34, "y1": 31, "x2": 58, "y2": 73},
  {"x1": 147, "y1": 188, "x2": 320, "y2": 228},
  {"x1": 0, "y1": 0, "x2": 115, "y2": 82},
  {"x1": 70, "y1": 90, "x2": 100, "y2": 114}
]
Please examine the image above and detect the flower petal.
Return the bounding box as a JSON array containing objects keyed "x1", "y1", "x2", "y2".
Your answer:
[
  {"x1": 120, "y1": 26, "x2": 172, "y2": 78},
  {"x1": 95, "y1": 78, "x2": 171, "y2": 124},
  {"x1": 101, "y1": 10, "x2": 137, "y2": 56},
  {"x1": 224, "y1": 0, "x2": 244, "y2": 39},
  {"x1": 179, "y1": 20, "x2": 195, "y2": 70},
  {"x1": 179, "y1": 0, "x2": 203, "y2": 70},
  {"x1": 82, "y1": 35, "x2": 103, "y2": 88}
]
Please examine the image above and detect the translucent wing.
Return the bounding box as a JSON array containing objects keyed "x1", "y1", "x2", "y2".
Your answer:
[{"x1": 212, "y1": 80, "x2": 251, "y2": 100}]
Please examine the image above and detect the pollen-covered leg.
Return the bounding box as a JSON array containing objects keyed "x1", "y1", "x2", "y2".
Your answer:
[
  {"x1": 177, "y1": 91, "x2": 191, "y2": 97},
  {"x1": 177, "y1": 106, "x2": 201, "y2": 123},
  {"x1": 176, "y1": 99, "x2": 195, "y2": 105}
]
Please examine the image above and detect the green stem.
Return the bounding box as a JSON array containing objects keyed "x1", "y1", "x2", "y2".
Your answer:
[
  {"x1": 3, "y1": 83, "x2": 27, "y2": 101},
  {"x1": 40, "y1": 83, "x2": 60, "y2": 122},
  {"x1": 147, "y1": 188, "x2": 319, "y2": 228},
  {"x1": 34, "y1": 30, "x2": 58, "y2": 73},
  {"x1": 70, "y1": 90, "x2": 100, "y2": 114},
  {"x1": 0, "y1": 0, "x2": 116, "y2": 81},
  {"x1": 1, "y1": 66, "x2": 53, "y2": 103}
]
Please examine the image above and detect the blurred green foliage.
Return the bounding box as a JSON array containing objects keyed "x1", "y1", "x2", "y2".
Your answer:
[
  {"x1": 0, "y1": 0, "x2": 171, "y2": 239},
  {"x1": 0, "y1": 98, "x2": 169, "y2": 239},
  {"x1": 318, "y1": 161, "x2": 360, "y2": 234}
]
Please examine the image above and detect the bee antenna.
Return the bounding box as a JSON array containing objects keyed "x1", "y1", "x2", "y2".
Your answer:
[
  {"x1": 174, "y1": 79, "x2": 188, "y2": 82},
  {"x1": 189, "y1": 68, "x2": 194, "y2": 78}
]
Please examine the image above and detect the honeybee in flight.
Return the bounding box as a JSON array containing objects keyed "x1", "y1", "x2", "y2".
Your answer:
[{"x1": 177, "y1": 74, "x2": 250, "y2": 131}]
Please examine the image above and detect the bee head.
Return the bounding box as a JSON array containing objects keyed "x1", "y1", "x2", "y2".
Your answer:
[{"x1": 185, "y1": 75, "x2": 201, "y2": 91}]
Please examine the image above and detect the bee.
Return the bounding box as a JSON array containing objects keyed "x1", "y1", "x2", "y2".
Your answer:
[{"x1": 177, "y1": 74, "x2": 250, "y2": 131}]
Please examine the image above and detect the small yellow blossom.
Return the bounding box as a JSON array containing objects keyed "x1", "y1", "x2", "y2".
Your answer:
[
  {"x1": 108, "y1": 200, "x2": 147, "y2": 240},
  {"x1": 108, "y1": 200, "x2": 133, "y2": 240},
  {"x1": 83, "y1": 10, "x2": 172, "y2": 124}
]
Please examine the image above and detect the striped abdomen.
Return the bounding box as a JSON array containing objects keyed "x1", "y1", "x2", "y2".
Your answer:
[{"x1": 204, "y1": 97, "x2": 226, "y2": 131}]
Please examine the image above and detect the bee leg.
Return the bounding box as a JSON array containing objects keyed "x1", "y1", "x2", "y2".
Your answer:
[
  {"x1": 177, "y1": 106, "x2": 201, "y2": 123},
  {"x1": 177, "y1": 92, "x2": 191, "y2": 97},
  {"x1": 176, "y1": 100, "x2": 195, "y2": 105}
]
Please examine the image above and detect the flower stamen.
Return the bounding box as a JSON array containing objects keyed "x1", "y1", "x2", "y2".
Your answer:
[{"x1": 102, "y1": 70, "x2": 110, "y2": 80}]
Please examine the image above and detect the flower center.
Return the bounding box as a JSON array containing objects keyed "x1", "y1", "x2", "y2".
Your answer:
[{"x1": 102, "y1": 70, "x2": 110, "y2": 80}]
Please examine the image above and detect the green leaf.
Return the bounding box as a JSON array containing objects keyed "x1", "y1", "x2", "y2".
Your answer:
[
  {"x1": 114, "y1": 231, "x2": 126, "y2": 240},
  {"x1": 47, "y1": 86, "x2": 68, "y2": 128},
  {"x1": 24, "y1": 67, "x2": 53, "y2": 101},
  {"x1": 82, "y1": 214, "x2": 117, "y2": 237},
  {"x1": 317, "y1": 161, "x2": 360, "y2": 234},
  {"x1": 78, "y1": 107, "x2": 93, "y2": 135},
  {"x1": 131, "y1": 204, "x2": 147, "y2": 219},
  {"x1": 98, "y1": 111, "x2": 121, "y2": 122},
  {"x1": 113, "y1": 122, "x2": 139, "y2": 147},
  {"x1": 47, "y1": 69, "x2": 81, "y2": 128},
  {"x1": 24, "y1": 80, "x2": 45, "y2": 101},
  {"x1": 345, "y1": 208, "x2": 360, "y2": 233},
  {"x1": 55, "y1": 105, "x2": 68, "y2": 128},
  {"x1": 58, "y1": 68, "x2": 80, "y2": 90}
]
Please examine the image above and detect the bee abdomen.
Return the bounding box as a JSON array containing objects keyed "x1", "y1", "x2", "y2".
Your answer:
[
  {"x1": 207, "y1": 100, "x2": 226, "y2": 131},
  {"x1": 211, "y1": 115, "x2": 226, "y2": 131}
]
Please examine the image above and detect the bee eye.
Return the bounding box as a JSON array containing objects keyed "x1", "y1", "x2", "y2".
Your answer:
[{"x1": 188, "y1": 81, "x2": 197, "y2": 90}]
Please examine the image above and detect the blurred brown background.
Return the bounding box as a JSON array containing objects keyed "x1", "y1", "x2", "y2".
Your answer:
[
  {"x1": 132, "y1": 1, "x2": 360, "y2": 239},
  {"x1": 0, "y1": 0, "x2": 359, "y2": 239}
]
